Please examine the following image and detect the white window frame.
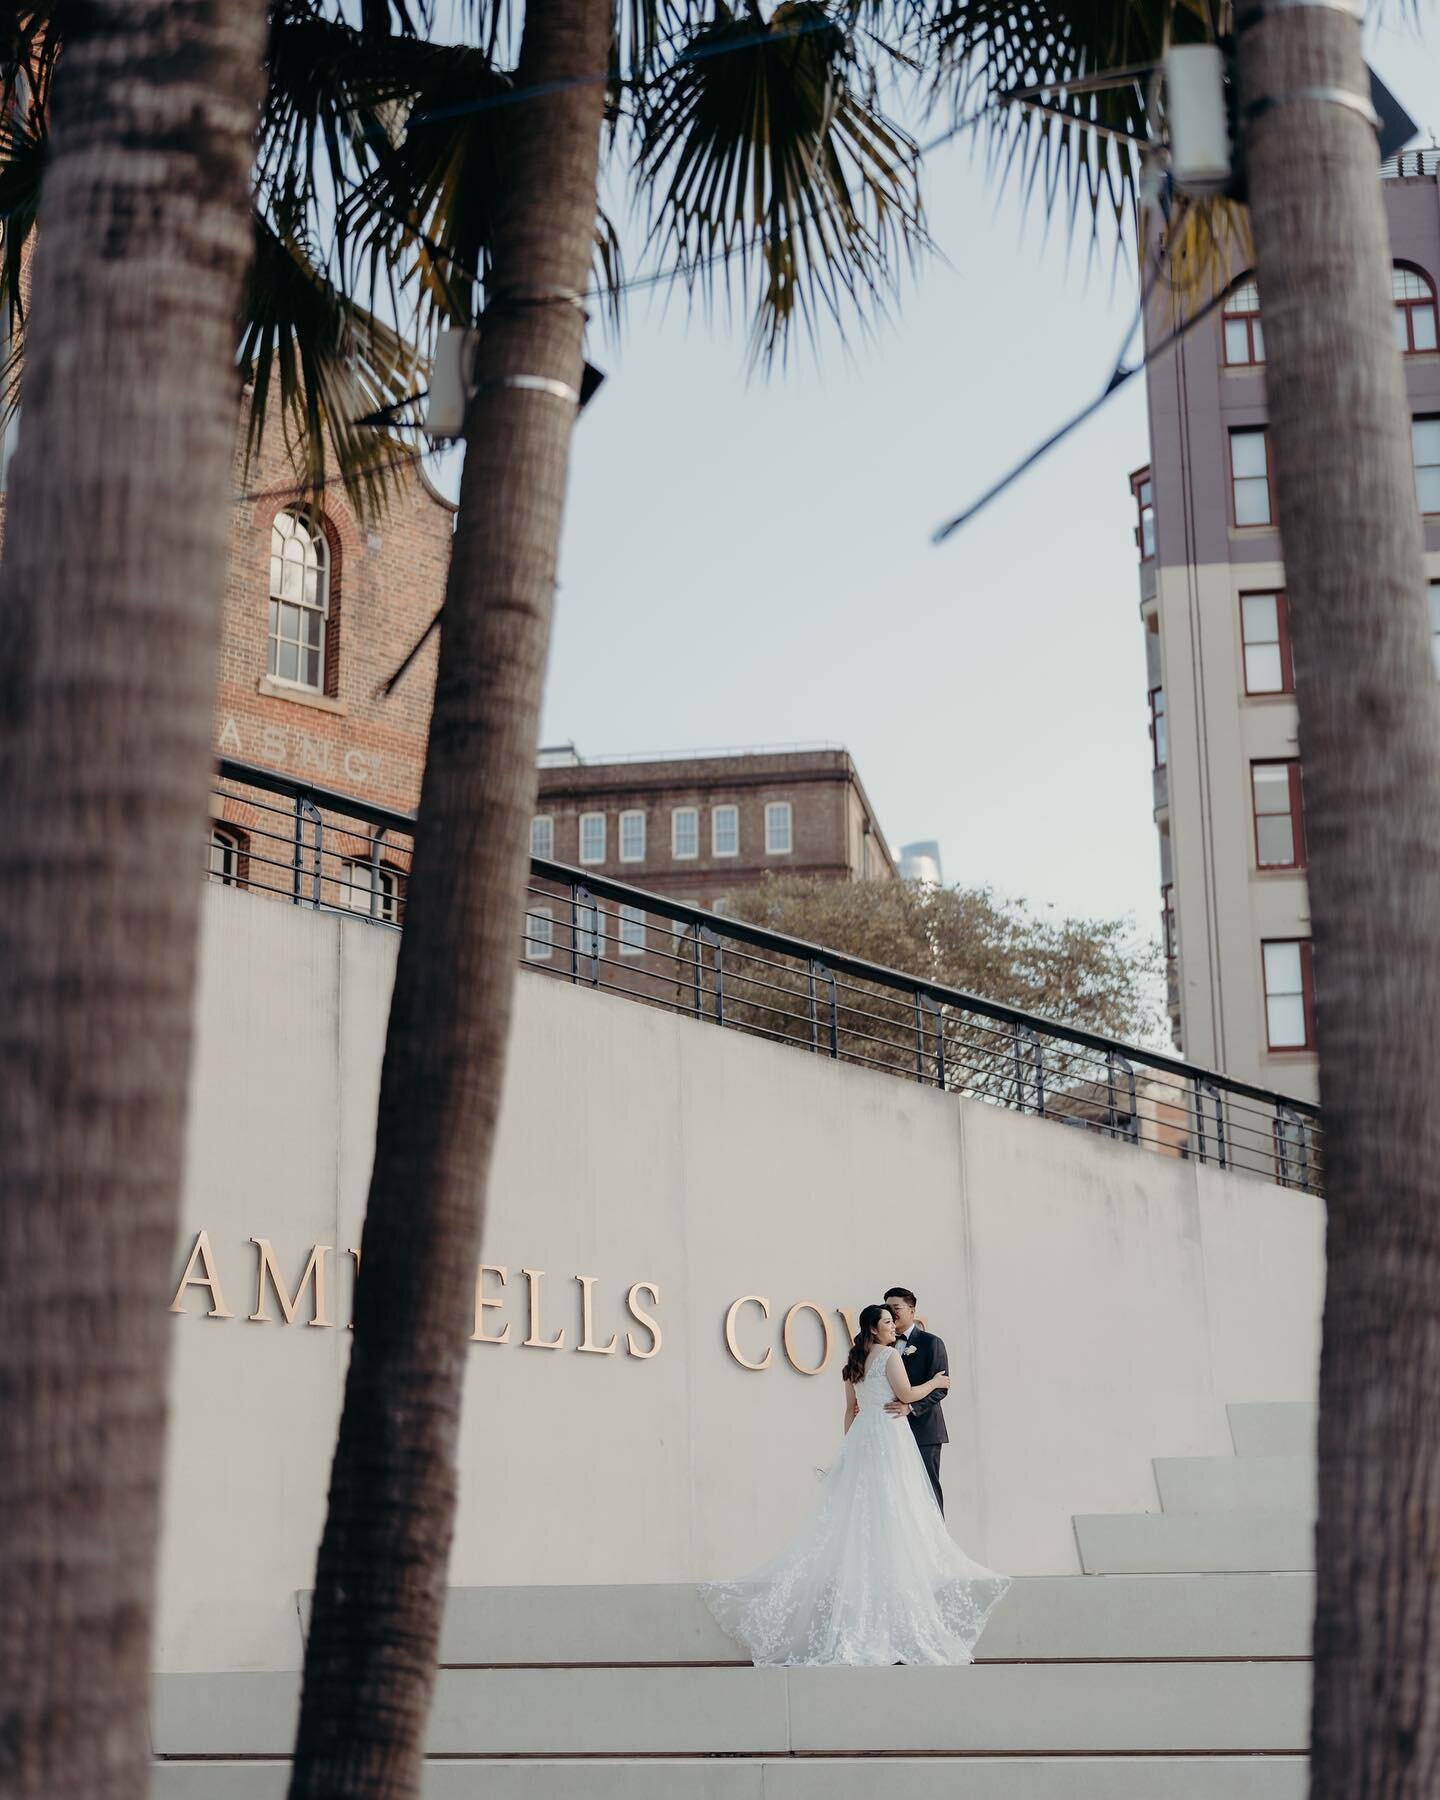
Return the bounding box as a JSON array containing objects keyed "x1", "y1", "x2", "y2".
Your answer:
[
  {"x1": 576, "y1": 897, "x2": 605, "y2": 960},
  {"x1": 672, "y1": 807, "x2": 700, "y2": 860},
  {"x1": 209, "y1": 827, "x2": 241, "y2": 887},
  {"x1": 524, "y1": 907, "x2": 554, "y2": 962},
  {"x1": 530, "y1": 815, "x2": 554, "y2": 859},
  {"x1": 619, "y1": 810, "x2": 646, "y2": 863},
  {"x1": 268, "y1": 509, "x2": 330, "y2": 694},
  {"x1": 1414, "y1": 417, "x2": 1440, "y2": 515},
  {"x1": 712, "y1": 804, "x2": 739, "y2": 858},
  {"x1": 765, "y1": 801, "x2": 793, "y2": 856},
  {"x1": 618, "y1": 904, "x2": 646, "y2": 956},
  {"x1": 342, "y1": 859, "x2": 399, "y2": 923},
  {"x1": 578, "y1": 812, "x2": 607, "y2": 866}
]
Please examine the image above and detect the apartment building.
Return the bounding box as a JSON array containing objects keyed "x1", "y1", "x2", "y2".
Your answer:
[{"x1": 1132, "y1": 150, "x2": 1440, "y2": 1100}]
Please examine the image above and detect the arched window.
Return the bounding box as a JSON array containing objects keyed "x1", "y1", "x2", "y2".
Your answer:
[
  {"x1": 341, "y1": 858, "x2": 401, "y2": 924},
  {"x1": 208, "y1": 826, "x2": 246, "y2": 888},
  {"x1": 1394, "y1": 264, "x2": 1438, "y2": 355},
  {"x1": 268, "y1": 510, "x2": 330, "y2": 692},
  {"x1": 1223, "y1": 277, "x2": 1264, "y2": 367}
]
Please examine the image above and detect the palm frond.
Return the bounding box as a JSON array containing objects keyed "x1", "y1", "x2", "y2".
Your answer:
[
  {"x1": 240, "y1": 207, "x2": 426, "y2": 521},
  {"x1": 637, "y1": 0, "x2": 928, "y2": 364}
]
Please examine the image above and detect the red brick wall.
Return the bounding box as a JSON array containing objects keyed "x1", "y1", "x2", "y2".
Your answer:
[{"x1": 215, "y1": 416, "x2": 453, "y2": 815}]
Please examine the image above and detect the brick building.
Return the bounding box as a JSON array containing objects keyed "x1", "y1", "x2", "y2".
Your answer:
[
  {"x1": 531, "y1": 744, "x2": 895, "y2": 906},
  {"x1": 520, "y1": 744, "x2": 896, "y2": 985},
  {"x1": 209, "y1": 413, "x2": 454, "y2": 915}
]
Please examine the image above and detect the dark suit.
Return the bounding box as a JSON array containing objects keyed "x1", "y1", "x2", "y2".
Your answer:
[{"x1": 898, "y1": 1326, "x2": 948, "y2": 1513}]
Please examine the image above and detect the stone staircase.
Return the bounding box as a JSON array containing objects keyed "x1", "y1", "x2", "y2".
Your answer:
[{"x1": 150, "y1": 1403, "x2": 1318, "y2": 1799}]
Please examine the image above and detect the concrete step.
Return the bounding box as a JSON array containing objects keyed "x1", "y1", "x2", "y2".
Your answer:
[
  {"x1": 151, "y1": 1755, "x2": 1310, "y2": 1800},
  {"x1": 1228, "y1": 1403, "x2": 1317, "y2": 1459},
  {"x1": 406, "y1": 1575, "x2": 1314, "y2": 1665},
  {"x1": 1154, "y1": 1455, "x2": 1316, "y2": 1516},
  {"x1": 151, "y1": 1661, "x2": 1311, "y2": 1758},
  {"x1": 1074, "y1": 1511, "x2": 1314, "y2": 1575}
]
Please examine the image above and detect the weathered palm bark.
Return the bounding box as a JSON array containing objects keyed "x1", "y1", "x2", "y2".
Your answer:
[
  {"x1": 0, "y1": 7, "x2": 267, "y2": 1799},
  {"x1": 287, "y1": 3, "x2": 611, "y2": 1794},
  {"x1": 1237, "y1": 13, "x2": 1440, "y2": 1797}
]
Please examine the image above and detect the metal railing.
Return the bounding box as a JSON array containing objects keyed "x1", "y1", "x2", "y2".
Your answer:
[{"x1": 209, "y1": 759, "x2": 1325, "y2": 1195}]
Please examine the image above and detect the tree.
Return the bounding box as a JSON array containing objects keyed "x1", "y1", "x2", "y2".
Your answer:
[
  {"x1": 936, "y1": 2, "x2": 1440, "y2": 1790},
  {"x1": 0, "y1": 6, "x2": 268, "y2": 1799},
  {"x1": 718, "y1": 870, "x2": 1160, "y2": 1032},
  {"x1": 1235, "y1": 17, "x2": 1440, "y2": 1800}
]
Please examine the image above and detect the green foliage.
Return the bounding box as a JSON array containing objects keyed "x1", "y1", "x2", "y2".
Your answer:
[{"x1": 719, "y1": 872, "x2": 1163, "y2": 1041}]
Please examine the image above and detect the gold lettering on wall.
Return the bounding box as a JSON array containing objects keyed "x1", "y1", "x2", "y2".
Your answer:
[
  {"x1": 249, "y1": 1238, "x2": 332, "y2": 1327},
  {"x1": 576, "y1": 1276, "x2": 618, "y2": 1354},
  {"x1": 168, "y1": 1231, "x2": 235, "y2": 1319},
  {"x1": 782, "y1": 1301, "x2": 834, "y2": 1376},
  {"x1": 522, "y1": 1268, "x2": 565, "y2": 1349},
  {"x1": 724, "y1": 1295, "x2": 773, "y2": 1371},
  {"x1": 625, "y1": 1283, "x2": 662, "y2": 1359},
  {"x1": 472, "y1": 1264, "x2": 512, "y2": 1344},
  {"x1": 835, "y1": 1306, "x2": 858, "y2": 1345}
]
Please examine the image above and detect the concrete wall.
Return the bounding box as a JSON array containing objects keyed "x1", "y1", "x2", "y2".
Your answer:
[{"x1": 158, "y1": 888, "x2": 1325, "y2": 1674}]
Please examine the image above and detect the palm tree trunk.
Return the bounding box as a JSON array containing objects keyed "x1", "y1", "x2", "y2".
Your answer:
[
  {"x1": 0, "y1": 8, "x2": 266, "y2": 1799},
  {"x1": 1237, "y1": 16, "x2": 1440, "y2": 1797},
  {"x1": 287, "y1": 3, "x2": 610, "y2": 1794}
]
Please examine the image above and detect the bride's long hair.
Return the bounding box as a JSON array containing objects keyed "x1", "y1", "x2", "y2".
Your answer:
[{"x1": 841, "y1": 1304, "x2": 892, "y2": 1385}]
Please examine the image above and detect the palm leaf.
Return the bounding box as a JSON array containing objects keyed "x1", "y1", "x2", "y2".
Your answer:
[
  {"x1": 637, "y1": 0, "x2": 928, "y2": 364},
  {"x1": 240, "y1": 207, "x2": 426, "y2": 520}
]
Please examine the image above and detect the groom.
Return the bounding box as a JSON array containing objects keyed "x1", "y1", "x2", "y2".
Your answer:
[{"x1": 882, "y1": 1285, "x2": 949, "y2": 1514}]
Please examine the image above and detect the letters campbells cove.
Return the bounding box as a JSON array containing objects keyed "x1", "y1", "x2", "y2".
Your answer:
[{"x1": 168, "y1": 1232, "x2": 863, "y2": 1375}]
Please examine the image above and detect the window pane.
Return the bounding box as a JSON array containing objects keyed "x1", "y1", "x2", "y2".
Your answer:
[
  {"x1": 1267, "y1": 994, "x2": 1307, "y2": 1048},
  {"x1": 278, "y1": 638, "x2": 299, "y2": 683},
  {"x1": 1414, "y1": 419, "x2": 1440, "y2": 464},
  {"x1": 1252, "y1": 765, "x2": 1290, "y2": 815},
  {"x1": 1231, "y1": 432, "x2": 1268, "y2": 479},
  {"x1": 713, "y1": 806, "x2": 738, "y2": 855},
  {"x1": 525, "y1": 910, "x2": 554, "y2": 961},
  {"x1": 1414, "y1": 308, "x2": 1438, "y2": 354},
  {"x1": 303, "y1": 647, "x2": 321, "y2": 689},
  {"x1": 1224, "y1": 320, "x2": 1249, "y2": 363},
  {"x1": 1251, "y1": 319, "x2": 1265, "y2": 362},
  {"x1": 1234, "y1": 478, "x2": 1272, "y2": 526},
  {"x1": 1396, "y1": 309, "x2": 1413, "y2": 352},
  {"x1": 1241, "y1": 594, "x2": 1279, "y2": 645},
  {"x1": 1263, "y1": 940, "x2": 1303, "y2": 995},
  {"x1": 1245, "y1": 644, "x2": 1284, "y2": 693},
  {"x1": 620, "y1": 812, "x2": 645, "y2": 861},
  {"x1": 619, "y1": 905, "x2": 645, "y2": 954},
  {"x1": 673, "y1": 809, "x2": 698, "y2": 857},
  {"x1": 766, "y1": 803, "x2": 793, "y2": 854},
  {"x1": 531, "y1": 816, "x2": 554, "y2": 859},
  {"x1": 1256, "y1": 814, "x2": 1295, "y2": 866},
  {"x1": 306, "y1": 608, "x2": 322, "y2": 648},
  {"x1": 1419, "y1": 467, "x2": 1440, "y2": 515},
  {"x1": 580, "y1": 815, "x2": 605, "y2": 863}
]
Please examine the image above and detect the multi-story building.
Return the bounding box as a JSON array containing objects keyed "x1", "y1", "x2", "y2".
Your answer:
[
  {"x1": 1131, "y1": 150, "x2": 1440, "y2": 1100},
  {"x1": 530, "y1": 743, "x2": 895, "y2": 910}
]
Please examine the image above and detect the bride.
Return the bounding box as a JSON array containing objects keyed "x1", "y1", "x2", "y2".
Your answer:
[{"x1": 701, "y1": 1302, "x2": 1010, "y2": 1667}]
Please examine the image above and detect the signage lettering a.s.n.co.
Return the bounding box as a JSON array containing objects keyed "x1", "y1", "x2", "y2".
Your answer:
[{"x1": 168, "y1": 1233, "x2": 874, "y2": 1376}]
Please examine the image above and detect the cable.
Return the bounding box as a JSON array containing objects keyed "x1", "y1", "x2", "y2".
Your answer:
[
  {"x1": 409, "y1": 13, "x2": 844, "y2": 127},
  {"x1": 931, "y1": 280, "x2": 1227, "y2": 544}
]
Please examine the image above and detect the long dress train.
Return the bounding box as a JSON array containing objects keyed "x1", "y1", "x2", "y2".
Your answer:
[{"x1": 700, "y1": 1347, "x2": 1010, "y2": 1666}]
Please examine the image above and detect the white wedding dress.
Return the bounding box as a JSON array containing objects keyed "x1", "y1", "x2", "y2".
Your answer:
[{"x1": 700, "y1": 1347, "x2": 1010, "y2": 1666}]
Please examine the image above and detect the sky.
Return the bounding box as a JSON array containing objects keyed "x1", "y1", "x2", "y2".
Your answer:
[{"x1": 441, "y1": 17, "x2": 1440, "y2": 943}]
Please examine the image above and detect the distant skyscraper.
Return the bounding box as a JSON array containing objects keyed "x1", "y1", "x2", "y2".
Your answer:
[{"x1": 898, "y1": 840, "x2": 943, "y2": 886}]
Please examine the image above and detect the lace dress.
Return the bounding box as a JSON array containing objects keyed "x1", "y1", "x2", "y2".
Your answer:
[{"x1": 700, "y1": 1347, "x2": 1010, "y2": 1666}]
